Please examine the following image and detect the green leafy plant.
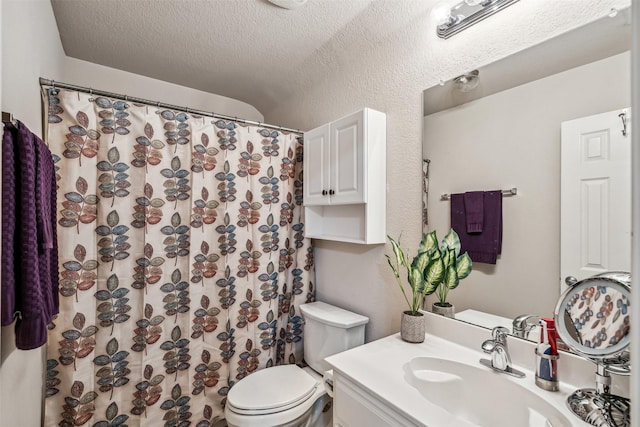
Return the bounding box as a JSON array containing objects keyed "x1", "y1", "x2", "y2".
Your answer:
[{"x1": 386, "y1": 229, "x2": 472, "y2": 315}]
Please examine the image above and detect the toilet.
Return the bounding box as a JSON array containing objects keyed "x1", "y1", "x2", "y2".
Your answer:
[{"x1": 224, "y1": 301, "x2": 369, "y2": 427}]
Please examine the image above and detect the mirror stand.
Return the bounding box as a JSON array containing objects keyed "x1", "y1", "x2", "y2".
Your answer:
[
  {"x1": 554, "y1": 272, "x2": 632, "y2": 427},
  {"x1": 566, "y1": 361, "x2": 630, "y2": 427}
]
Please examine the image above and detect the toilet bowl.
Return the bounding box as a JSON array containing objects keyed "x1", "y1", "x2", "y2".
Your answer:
[
  {"x1": 224, "y1": 302, "x2": 368, "y2": 427},
  {"x1": 225, "y1": 365, "x2": 331, "y2": 427}
]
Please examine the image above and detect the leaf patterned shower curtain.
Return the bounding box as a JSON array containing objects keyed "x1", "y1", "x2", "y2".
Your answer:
[{"x1": 43, "y1": 87, "x2": 314, "y2": 426}]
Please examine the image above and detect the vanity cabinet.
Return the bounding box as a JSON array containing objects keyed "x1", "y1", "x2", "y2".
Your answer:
[
  {"x1": 303, "y1": 108, "x2": 386, "y2": 244},
  {"x1": 332, "y1": 370, "x2": 417, "y2": 427}
]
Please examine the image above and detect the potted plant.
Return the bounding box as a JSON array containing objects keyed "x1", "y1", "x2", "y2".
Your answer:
[
  {"x1": 424, "y1": 229, "x2": 472, "y2": 318},
  {"x1": 386, "y1": 229, "x2": 472, "y2": 342}
]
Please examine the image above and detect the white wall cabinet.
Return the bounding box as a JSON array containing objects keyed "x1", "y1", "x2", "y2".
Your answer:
[
  {"x1": 303, "y1": 108, "x2": 386, "y2": 244},
  {"x1": 304, "y1": 112, "x2": 364, "y2": 205}
]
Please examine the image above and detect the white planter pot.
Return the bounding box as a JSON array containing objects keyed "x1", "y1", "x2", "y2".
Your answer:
[
  {"x1": 400, "y1": 311, "x2": 425, "y2": 343},
  {"x1": 432, "y1": 302, "x2": 455, "y2": 318}
]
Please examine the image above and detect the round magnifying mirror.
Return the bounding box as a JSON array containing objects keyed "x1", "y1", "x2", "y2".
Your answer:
[
  {"x1": 554, "y1": 272, "x2": 631, "y2": 361},
  {"x1": 555, "y1": 272, "x2": 631, "y2": 426}
]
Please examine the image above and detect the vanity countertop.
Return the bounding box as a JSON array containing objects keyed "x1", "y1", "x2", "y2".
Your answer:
[{"x1": 325, "y1": 313, "x2": 602, "y2": 427}]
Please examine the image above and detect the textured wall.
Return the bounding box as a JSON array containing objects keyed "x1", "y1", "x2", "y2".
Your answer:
[{"x1": 265, "y1": 0, "x2": 632, "y2": 342}]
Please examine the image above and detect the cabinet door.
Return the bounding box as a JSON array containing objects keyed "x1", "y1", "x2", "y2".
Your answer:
[
  {"x1": 303, "y1": 124, "x2": 331, "y2": 206},
  {"x1": 330, "y1": 111, "x2": 365, "y2": 204},
  {"x1": 334, "y1": 375, "x2": 407, "y2": 427}
]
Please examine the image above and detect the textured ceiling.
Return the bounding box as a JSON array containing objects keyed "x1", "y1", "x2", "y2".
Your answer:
[{"x1": 50, "y1": 0, "x2": 389, "y2": 114}]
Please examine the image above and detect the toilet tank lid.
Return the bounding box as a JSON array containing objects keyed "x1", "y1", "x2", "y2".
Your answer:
[{"x1": 300, "y1": 302, "x2": 369, "y2": 328}]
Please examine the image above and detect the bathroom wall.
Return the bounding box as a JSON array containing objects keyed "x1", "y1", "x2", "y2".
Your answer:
[
  {"x1": 265, "y1": 0, "x2": 632, "y2": 342},
  {"x1": 1, "y1": 2, "x2": 65, "y2": 424},
  {"x1": 0, "y1": 0, "x2": 634, "y2": 424},
  {"x1": 425, "y1": 52, "x2": 630, "y2": 320},
  {"x1": 0, "y1": 1, "x2": 261, "y2": 425}
]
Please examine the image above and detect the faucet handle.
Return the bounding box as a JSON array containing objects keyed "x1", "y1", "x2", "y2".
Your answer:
[
  {"x1": 492, "y1": 326, "x2": 509, "y2": 344},
  {"x1": 481, "y1": 339, "x2": 496, "y2": 353}
]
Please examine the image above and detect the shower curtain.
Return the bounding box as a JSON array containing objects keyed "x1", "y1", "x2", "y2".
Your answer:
[{"x1": 43, "y1": 87, "x2": 314, "y2": 426}]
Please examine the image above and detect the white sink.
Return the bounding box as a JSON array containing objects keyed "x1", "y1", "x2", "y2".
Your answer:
[{"x1": 405, "y1": 357, "x2": 573, "y2": 427}]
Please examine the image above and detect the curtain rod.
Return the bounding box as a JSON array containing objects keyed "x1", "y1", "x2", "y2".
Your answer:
[{"x1": 39, "y1": 78, "x2": 302, "y2": 135}]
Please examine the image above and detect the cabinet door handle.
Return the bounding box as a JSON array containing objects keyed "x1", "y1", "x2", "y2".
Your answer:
[
  {"x1": 322, "y1": 190, "x2": 328, "y2": 196},
  {"x1": 329, "y1": 189, "x2": 335, "y2": 195}
]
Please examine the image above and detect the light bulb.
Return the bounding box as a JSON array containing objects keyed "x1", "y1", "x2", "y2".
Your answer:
[
  {"x1": 431, "y1": 2, "x2": 454, "y2": 27},
  {"x1": 453, "y1": 70, "x2": 480, "y2": 93}
]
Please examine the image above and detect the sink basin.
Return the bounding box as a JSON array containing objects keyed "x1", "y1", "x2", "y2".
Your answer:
[{"x1": 405, "y1": 357, "x2": 573, "y2": 427}]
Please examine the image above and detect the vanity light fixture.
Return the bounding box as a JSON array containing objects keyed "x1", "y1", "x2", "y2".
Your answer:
[{"x1": 436, "y1": 0, "x2": 520, "y2": 39}]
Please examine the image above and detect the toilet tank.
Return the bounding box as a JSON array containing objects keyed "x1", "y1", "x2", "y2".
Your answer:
[{"x1": 299, "y1": 302, "x2": 369, "y2": 373}]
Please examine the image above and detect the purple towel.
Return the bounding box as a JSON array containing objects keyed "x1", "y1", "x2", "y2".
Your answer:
[
  {"x1": 36, "y1": 139, "x2": 55, "y2": 250},
  {"x1": 1, "y1": 123, "x2": 17, "y2": 326},
  {"x1": 464, "y1": 191, "x2": 484, "y2": 233},
  {"x1": 451, "y1": 190, "x2": 502, "y2": 264},
  {"x1": 1, "y1": 120, "x2": 59, "y2": 349}
]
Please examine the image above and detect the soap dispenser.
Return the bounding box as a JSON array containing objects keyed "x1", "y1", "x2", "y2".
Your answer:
[{"x1": 535, "y1": 318, "x2": 559, "y2": 391}]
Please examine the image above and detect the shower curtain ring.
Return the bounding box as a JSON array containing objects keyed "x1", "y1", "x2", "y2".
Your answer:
[{"x1": 88, "y1": 88, "x2": 94, "y2": 102}]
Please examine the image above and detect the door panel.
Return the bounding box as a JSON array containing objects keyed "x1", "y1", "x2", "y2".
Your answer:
[
  {"x1": 561, "y1": 109, "x2": 631, "y2": 290},
  {"x1": 303, "y1": 124, "x2": 330, "y2": 205},
  {"x1": 331, "y1": 112, "x2": 364, "y2": 204}
]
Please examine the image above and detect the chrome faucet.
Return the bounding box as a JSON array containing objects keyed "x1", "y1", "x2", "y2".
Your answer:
[
  {"x1": 479, "y1": 326, "x2": 525, "y2": 378},
  {"x1": 512, "y1": 314, "x2": 540, "y2": 339}
]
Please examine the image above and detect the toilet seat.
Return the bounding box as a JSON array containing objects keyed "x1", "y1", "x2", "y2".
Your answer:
[{"x1": 226, "y1": 365, "x2": 318, "y2": 416}]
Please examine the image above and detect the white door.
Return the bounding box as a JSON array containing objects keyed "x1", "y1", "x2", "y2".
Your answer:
[
  {"x1": 560, "y1": 108, "x2": 631, "y2": 291},
  {"x1": 303, "y1": 124, "x2": 331, "y2": 206},
  {"x1": 330, "y1": 110, "x2": 365, "y2": 204}
]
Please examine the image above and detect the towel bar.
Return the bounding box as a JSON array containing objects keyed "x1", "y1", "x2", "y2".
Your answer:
[{"x1": 440, "y1": 187, "x2": 517, "y2": 201}]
